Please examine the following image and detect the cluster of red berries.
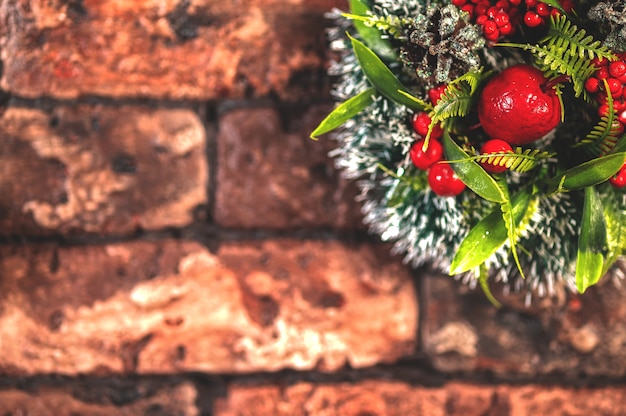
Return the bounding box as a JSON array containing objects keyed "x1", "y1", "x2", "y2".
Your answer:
[
  {"x1": 409, "y1": 85, "x2": 466, "y2": 196},
  {"x1": 451, "y1": 0, "x2": 574, "y2": 42},
  {"x1": 584, "y1": 54, "x2": 626, "y2": 188}
]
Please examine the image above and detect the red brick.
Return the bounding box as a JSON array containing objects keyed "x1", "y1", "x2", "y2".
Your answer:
[
  {"x1": 0, "y1": 0, "x2": 345, "y2": 100},
  {"x1": 422, "y1": 273, "x2": 626, "y2": 377},
  {"x1": 0, "y1": 239, "x2": 416, "y2": 375},
  {"x1": 214, "y1": 381, "x2": 626, "y2": 416},
  {"x1": 0, "y1": 381, "x2": 198, "y2": 416},
  {"x1": 215, "y1": 104, "x2": 362, "y2": 229},
  {"x1": 0, "y1": 105, "x2": 207, "y2": 234}
]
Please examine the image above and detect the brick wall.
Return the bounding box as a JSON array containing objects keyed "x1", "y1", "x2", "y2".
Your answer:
[{"x1": 1, "y1": 1, "x2": 626, "y2": 415}]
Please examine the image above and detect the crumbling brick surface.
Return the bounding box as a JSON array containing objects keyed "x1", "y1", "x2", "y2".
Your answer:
[
  {"x1": 0, "y1": 104, "x2": 207, "y2": 234},
  {"x1": 0, "y1": 240, "x2": 416, "y2": 375},
  {"x1": 0, "y1": 0, "x2": 344, "y2": 100}
]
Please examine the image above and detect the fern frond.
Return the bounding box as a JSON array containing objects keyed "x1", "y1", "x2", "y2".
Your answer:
[
  {"x1": 543, "y1": 15, "x2": 612, "y2": 60},
  {"x1": 543, "y1": 15, "x2": 616, "y2": 61},
  {"x1": 449, "y1": 67, "x2": 490, "y2": 95},
  {"x1": 576, "y1": 80, "x2": 621, "y2": 156},
  {"x1": 469, "y1": 148, "x2": 554, "y2": 173},
  {"x1": 498, "y1": 15, "x2": 617, "y2": 100}
]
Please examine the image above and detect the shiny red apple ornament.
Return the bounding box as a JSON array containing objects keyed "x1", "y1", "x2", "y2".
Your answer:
[{"x1": 478, "y1": 64, "x2": 562, "y2": 145}]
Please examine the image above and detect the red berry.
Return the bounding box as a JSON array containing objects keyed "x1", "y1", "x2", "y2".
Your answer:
[
  {"x1": 596, "y1": 67, "x2": 610, "y2": 80},
  {"x1": 592, "y1": 57, "x2": 608, "y2": 67},
  {"x1": 585, "y1": 77, "x2": 600, "y2": 94},
  {"x1": 510, "y1": 0, "x2": 522, "y2": 5},
  {"x1": 476, "y1": 14, "x2": 489, "y2": 25},
  {"x1": 524, "y1": 11, "x2": 543, "y2": 27},
  {"x1": 478, "y1": 65, "x2": 562, "y2": 145},
  {"x1": 607, "y1": 78, "x2": 623, "y2": 98},
  {"x1": 525, "y1": 0, "x2": 538, "y2": 6},
  {"x1": 609, "y1": 61, "x2": 626, "y2": 78},
  {"x1": 428, "y1": 85, "x2": 447, "y2": 105},
  {"x1": 412, "y1": 112, "x2": 431, "y2": 136},
  {"x1": 410, "y1": 139, "x2": 443, "y2": 170},
  {"x1": 480, "y1": 139, "x2": 513, "y2": 173},
  {"x1": 428, "y1": 162, "x2": 466, "y2": 196},
  {"x1": 619, "y1": 110, "x2": 626, "y2": 125},
  {"x1": 598, "y1": 104, "x2": 610, "y2": 118},
  {"x1": 452, "y1": 0, "x2": 467, "y2": 6},
  {"x1": 483, "y1": 20, "x2": 498, "y2": 36},
  {"x1": 475, "y1": 4, "x2": 488, "y2": 16},
  {"x1": 499, "y1": 23, "x2": 514, "y2": 36},
  {"x1": 535, "y1": 3, "x2": 551, "y2": 17},
  {"x1": 494, "y1": 11, "x2": 510, "y2": 27},
  {"x1": 412, "y1": 112, "x2": 443, "y2": 140},
  {"x1": 461, "y1": 4, "x2": 475, "y2": 17},
  {"x1": 609, "y1": 163, "x2": 626, "y2": 188}
]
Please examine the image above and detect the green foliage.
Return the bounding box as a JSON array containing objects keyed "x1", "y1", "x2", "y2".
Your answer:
[
  {"x1": 350, "y1": 35, "x2": 426, "y2": 110},
  {"x1": 575, "y1": 80, "x2": 623, "y2": 156},
  {"x1": 576, "y1": 186, "x2": 607, "y2": 293},
  {"x1": 424, "y1": 69, "x2": 487, "y2": 147},
  {"x1": 471, "y1": 148, "x2": 554, "y2": 173},
  {"x1": 544, "y1": 153, "x2": 626, "y2": 194},
  {"x1": 498, "y1": 15, "x2": 618, "y2": 99},
  {"x1": 310, "y1": 88, "x2": 376, "y2": 139},
  {"x1": 443, "y1": 132, "x2": 507, "y2": 204},
  {"x1": 347, "y1": 0, "x2": 398, "y2": 61},
  {"x1": 343, "y1": 12, "x2": 412, "y2": 41},
  {"x1": 601, "y1": 186, "x2": 626, "y2": 276}
]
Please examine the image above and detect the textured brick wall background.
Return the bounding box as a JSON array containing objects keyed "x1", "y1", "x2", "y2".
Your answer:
[{"x1": 1, "y1": 0, "x2": 626, "y2": 415}]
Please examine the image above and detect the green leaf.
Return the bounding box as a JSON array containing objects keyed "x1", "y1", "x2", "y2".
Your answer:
[
  {"x1": 349, "y1": 0, "x2": 397, "y2": 61},
  {"x1": 600, "y1": 186, "x2": 626, "y2": 276},
  {"x1": 443, "y1": 132, "x2": 507, "y2": 203},
  {"x1": 497, "y1": 177, "x2": 525, "y2": 279},
  {"x1": 310, "y1": 88, "x2": 376, "y2": 139},
  {"x1": 349, "y1": 35, "x2": 426, "y2": 111},
  {"x1": 450, "y1": 186, "x2": 533, "y2": 275},
  {"x1": 544, "y1": 152, "x2": 626, "y2": 194},
  {"x1": 576, "y1": 187, "x2": 607, "y2": 293},
  {"x1": 476, "y1": 264, "x2": 502, "y2": 308}
]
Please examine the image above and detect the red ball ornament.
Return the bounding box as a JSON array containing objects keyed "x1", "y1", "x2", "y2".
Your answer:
[
  {"x1": 477, "y1": 64, "x2": 562, "y2": 145},
  {"x1": 428, "y1": 162, "x2": 466, "y2": 196},
  {"x1": 410, "y1": 139, "x2": 443, "y2": 170},
  {"x1": 480, "y1": 139, "x2": 513, "y2": 174}
]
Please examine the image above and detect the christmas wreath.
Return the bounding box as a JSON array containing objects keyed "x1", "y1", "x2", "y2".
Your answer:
[{"x1": 312, "y1": 0, "x2": 626, "y2": 304}]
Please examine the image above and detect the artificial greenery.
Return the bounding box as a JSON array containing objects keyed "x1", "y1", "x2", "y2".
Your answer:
[{"x1": 316, "y1": 0, "x2": 626, "y2": 303}]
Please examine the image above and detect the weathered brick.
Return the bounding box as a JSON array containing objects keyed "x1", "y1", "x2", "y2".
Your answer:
[
  {"x1": 0, "y1": 381, "x2": 198, "y2": 416},
  {"x1": 422, "y1": 273, "x2": 626, "y2": 377},
  {"x1": 0, "y1": 239, "x2": 416, "y2": 375},
  {"x1": 0, "y1": 0, "x2": 345, "y2": 100},
  {"x1": 214, "y1": 380, "x2": 626, "y2": 416},
  {"x1": 0, "y1": 105, "x2": 207, "y2": 234},
  {"x1": 215, "y1": 104, "x2": 362, "y2": 229}
]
